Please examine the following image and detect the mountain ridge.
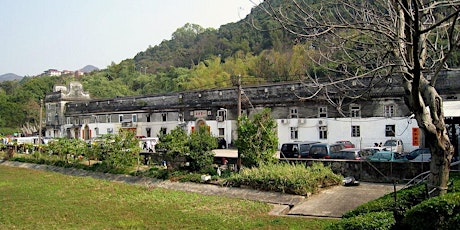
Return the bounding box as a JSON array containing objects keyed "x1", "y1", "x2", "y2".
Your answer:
[{"x1": 0, "y1": 73, "x2": 22, "y2": 82}]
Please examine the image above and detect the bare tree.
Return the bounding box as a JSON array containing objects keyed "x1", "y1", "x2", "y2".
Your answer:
[{"x1": 253, "y1": 0, "x2": 460, "y2": 196}]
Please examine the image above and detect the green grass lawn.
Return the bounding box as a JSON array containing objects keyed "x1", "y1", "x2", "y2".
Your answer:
[{"x1": 0, "y1": 165, "x2": 336, "y2": 229}]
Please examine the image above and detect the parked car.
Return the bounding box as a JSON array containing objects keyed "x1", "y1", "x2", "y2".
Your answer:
[
  {"x1": 410, "y1": 153, "x2": 431, "y2": 162},
  {"x1": 404, "y1": 148, "x2": 430, "y2": 160},
  {"x1": 335, "y1": 140, "x2": 355, "y2": 148},
  {"x1": 382, "y1": 139, "x2": 404, "y2": 154},
  {"x1": 308, "y1": 143, "x2": 346, "y2": 159},
  {"x1": 368, "y1": 151, "x2": 408, "y2": 162},
  {"x1": 361, "y1": 147, "x2": 388, "y2": 159},
  {"x1": 330, "y1": 148, "x2": 362, "y2": 160},
  {"x1": 280, "y1": 141, "x2": 320, "y2": 158}
]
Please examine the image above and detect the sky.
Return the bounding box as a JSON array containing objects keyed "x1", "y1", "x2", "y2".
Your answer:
[{"x1": 0, "y1": 0, "x2": 258, "y2": 76}]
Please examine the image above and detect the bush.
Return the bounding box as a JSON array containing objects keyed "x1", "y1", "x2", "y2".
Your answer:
[
  {"x1": 225, "y1": 162, "x2": 343, "y2": 195},
  {"x1": 402, "y1": 192, "x2": 460, "y2": 230},
  {"x1": 327, "y1": 211, "x2": 395, "y2": 230},
  {"x1": 339, "y1": 174, "x2": 460, "y2": 229}
]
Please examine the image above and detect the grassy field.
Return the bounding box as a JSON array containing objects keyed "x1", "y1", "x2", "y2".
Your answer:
[{"x1": 0, "y1": 165, "x2": 336, "y2": 229}]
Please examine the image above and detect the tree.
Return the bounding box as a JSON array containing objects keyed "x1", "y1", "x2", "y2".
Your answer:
[
  {"x1": 258, "y1": 0, "x2": 459, "y2": 196},
  {"x1": 188, "y1": 126, "x2": 217, "y2": 172},
  {"x1": 156, "y1": 126, "x2": 190, "y2": 168},
  {"x1": 235, "y1": 108, "x2": 278, "y2": 168}
]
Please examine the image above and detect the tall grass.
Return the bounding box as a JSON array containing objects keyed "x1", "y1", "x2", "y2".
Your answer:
[{"x1": 226, "y1": 162, "x2": 343, "y2": 195}]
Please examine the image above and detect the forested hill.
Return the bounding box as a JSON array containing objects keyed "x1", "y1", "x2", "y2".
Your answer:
[{"x1": 133, "y1": 8, "x2": 295, "y2": 74}]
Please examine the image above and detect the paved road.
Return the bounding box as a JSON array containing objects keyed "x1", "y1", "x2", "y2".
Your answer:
[
  {"x1": 289, "y1": 182, "x2": 401, "y2": 218},
  {"x1": 0, "y1": 160, "x2": 400, "y2": 218}
]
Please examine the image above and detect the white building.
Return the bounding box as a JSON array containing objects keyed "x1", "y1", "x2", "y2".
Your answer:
[{"x1": 44, "y1": 75, "x2": 460, "y2": 154}]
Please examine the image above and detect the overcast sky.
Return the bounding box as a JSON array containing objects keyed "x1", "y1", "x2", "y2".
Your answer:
[{"x1": 0, "y1": 0, "x2": 258, "y2": 76}]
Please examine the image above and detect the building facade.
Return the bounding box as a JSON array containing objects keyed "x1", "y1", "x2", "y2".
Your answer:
[{"x1": 44, "y1": 73, "x2": 460, "y2": 153}]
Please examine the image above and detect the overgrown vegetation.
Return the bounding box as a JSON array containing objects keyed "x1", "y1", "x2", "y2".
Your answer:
[{"x1": 226, "y1": 163, "x2": 343, "y2": 196}]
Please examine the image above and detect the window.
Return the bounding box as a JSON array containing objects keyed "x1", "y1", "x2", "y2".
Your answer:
[
  {"x1": 290, "y1": 107, "x2": 298, "y2": 118},
  {"x1": 351, "y1": 125, "x2": 360, "y2": 137},
  {"x1": 47, "y1": 113, "x2": 51, "y2": 122},
  {"x1": 119, "y1": 115, "x2": 123, "y2": 123},
  {"x1": 217, "y1": 110, "x2": 227, "y2": 120},
  {"x1": 350, "y1": 104, "x2": 361, "y2": 118},
  {"x1": 319, "y1": 126, "x2": 328, "y2": 139},
  {"x1": 146, "y1": 114, "x2": 151, "y2": 122},
  {"x1": 290, "y1": 127, "x2": 298, "y2": 139},
  {"x1": 160, "y1": 127, "x2": 167, "y2": 135},
  {"x1": 146, "y1": 128, "x2": 151, "y2": 137},
  {"x1": 95, "y1": 127, "x2": 99, "y2": 136},
  {"x1": 318, "y1": 106, "x2": 328, "y2": 118},
  {"x1": 162, "y1": 113, "x2": 167, "y2": 122},
  {"x1": 218, "y1": 128, "x2": 225, "y2": 136},
  {"x1": 66, "y1": 117, "x2": 71, "y2": 124},
  {"x1": 385, "y1": 125, "x2": 396, "y2": 137},
  {"x1": 384, "y1": 105, "x2": 395, "y2": 117},
  {"x1": 132, "y1": 114, "x2": 137, "y2": 123},
  {"x1": 106, "y1": 114, "x2": 111, "y2": 123}
]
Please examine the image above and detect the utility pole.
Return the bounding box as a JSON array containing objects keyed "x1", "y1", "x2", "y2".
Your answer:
[
  {"x1": 237, "y1": 74, "x2": 242, "y2": 172},
  {"x1": 39, "y1": 99, "x2": 43, "y2": 151}
]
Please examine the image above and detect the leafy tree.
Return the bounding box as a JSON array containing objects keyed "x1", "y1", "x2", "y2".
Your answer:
[
  {"x1": 156, "y1": 126, "x2": 190, "y2": 169},
  {"x1": 157, "y1": 125, "x2": 216, "y2": 172},
  {"x1": 47, "y1": 138, "x2": 87, "y2": 163},
  {"x1": 235, "y1": 108, "x2": 278, "y2": 168},
  {"x1": 188, "y1": 126, "x2": 217, "y2": 172},
  {"x1": 104, "y1": 131, "x2": 140, "y2": 169},
  {"x1": 260, "y1": 0, "x2": 459, "y2": 196}
]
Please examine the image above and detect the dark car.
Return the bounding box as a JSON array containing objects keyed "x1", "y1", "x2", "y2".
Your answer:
[
  {"x1": 404, "y1": 148, "x2": 430, "y2": 160},
  {"x1": 280, "y1": 141, "x2": 320, "y2": 158},
  {"x1": 308, "y1": 143, "x2": 346, "y2": 159},
  {"x1": 330, "y1": 148, "x2": 362, "y2": 160}
]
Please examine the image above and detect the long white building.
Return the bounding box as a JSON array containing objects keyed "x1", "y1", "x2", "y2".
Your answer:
[{"x1": 44, "y1": 74, "x2": 460, "y2": 154}]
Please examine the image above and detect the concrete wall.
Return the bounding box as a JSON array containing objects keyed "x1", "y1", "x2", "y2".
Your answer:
[{"x1": 301, "y1": 159, "x2": 433, "y2": 183}]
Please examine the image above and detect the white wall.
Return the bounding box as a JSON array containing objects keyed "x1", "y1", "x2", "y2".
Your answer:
[{"x1": 277, "y1": 117, "x2": 420, "y2": 153}]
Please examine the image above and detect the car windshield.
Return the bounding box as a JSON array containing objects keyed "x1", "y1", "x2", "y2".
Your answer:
[
  {"x1": 281, "y1": 144, "x2": 298, "y2": 152},
  {"x1": 310, "y1": 146, "x2": 327, "y2": 155},
  {"x1": 300, "y1": 144, "x2": 310, "y2": 152},
  {"x1": 384, "y1": 140, "x2": 397, "y2": 146}
]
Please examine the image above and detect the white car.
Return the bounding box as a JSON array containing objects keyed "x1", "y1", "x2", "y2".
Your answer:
[{"x1": 383, "y1": 139, "x2": 404, "y2": 154}]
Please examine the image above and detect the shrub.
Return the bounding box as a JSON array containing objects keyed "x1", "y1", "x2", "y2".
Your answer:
[
  {"x1": 327, "y1": 211, "x2": 395, "y2": 230},
  {"x1": 402, "y1": 192, "x2": 460, "y2": 230},
  {"x1": 225, "y1": 162, "x2": 342, "y2": 195}
]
